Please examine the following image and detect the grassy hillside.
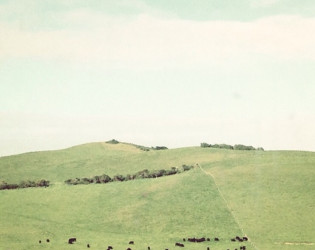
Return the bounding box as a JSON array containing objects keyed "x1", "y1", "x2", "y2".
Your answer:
[{"x1": 0, "y1": 142, "x2": 314, "y2": 249}]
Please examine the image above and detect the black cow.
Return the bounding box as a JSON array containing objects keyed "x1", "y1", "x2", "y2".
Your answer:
[
  {"x1": 231, "y1": 238, "x2": 236, "y2": 242},
  {"x1": 214, "y1": 238, "x2": 219, "y2": 241},
  {"x1": 207, "y1": 247, "x2": 210, "y2": 250},
  {"x1": 188, "y1": 238, "x2": 196, "y2": 242},
  {"x1": 175, "y1": 242, "x2": 184, "y2": 247},
  {"x1": 243, "y1": 237, "x2": 248, "y2": 241},
  {"x1": 183, "y1": 238, "x2": 186, "y2": 241},
  {"x1": 87, "y1": 243, "x2": 90, "y2": 248},
  {"x1": 68, "y1": 238, "x2": 76, "y2": 244},
  {"x1": 39, "y1": 240, "x2": 41, "y2": 244},
  {"x1": 148, "y1": 247, "x2": 150, "y2": 250},
  {"x1": 108, "y1": 246, "x2": 113, "y2": 249},
  {"x1": 207, "y1": 238, "x2": 210, "y2": 241},
  {"x1": 127, "y1": 248, "x2": 132, "y2": 250},
  {"x1": 46, "y1": 239, "x2": 50, "y2": 243},
  {"x1": 129, "y1": 241, "x2": 134, "y2": 245}
]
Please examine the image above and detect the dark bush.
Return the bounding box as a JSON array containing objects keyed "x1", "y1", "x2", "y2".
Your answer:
[
  {"x1": 181, "y1": 164, "x2": 193, "y2": 171},
  {"x1": 113, "y1": 175, "x2": 125, "y2": 182},
  {"x1": 136, "y1": 146, "x2": 150, "y2": 151},
  {"x1": 134, "y1": 169, "x2": 150, "y2": 179},
  {"x1": 152, "y1": 146, "x2": 168, "y2": 150},
  {"x1": 234, "y1": 144, "x2": 256, "y2": 150},
  {"x1": 106, "y1": 139, "x2": 119, "y2": 144},
  {"x1": 36, "y1": 179, "x2": 50, "y2": 187},
  {"x1": 200, "y1": 143, "x2": 233, "y2": 149},
  {"x1": 201, "y1": 142, "x2": 210, "y2": 147},
  {"x1": 99, "y1": 174, "x2": 112, "y2": 183}
]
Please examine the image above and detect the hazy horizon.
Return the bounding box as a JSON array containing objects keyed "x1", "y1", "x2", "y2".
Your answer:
[{"x1": 1, "y1": 0, "x2": 315, "y2": 156}]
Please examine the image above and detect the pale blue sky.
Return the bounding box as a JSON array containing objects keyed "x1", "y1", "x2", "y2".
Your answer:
[{"x1": 0, "y1": 0, "x2": 315, "y2": 156}]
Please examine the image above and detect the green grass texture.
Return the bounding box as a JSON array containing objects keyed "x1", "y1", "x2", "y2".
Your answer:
[{"x1": 0, "y1": 142, "x2": 314, "y2": 249}]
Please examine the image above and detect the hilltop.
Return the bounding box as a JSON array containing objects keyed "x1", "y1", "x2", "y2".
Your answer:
[{"x1": 0, "y1": 141, "x2": 314, "y2": 249}]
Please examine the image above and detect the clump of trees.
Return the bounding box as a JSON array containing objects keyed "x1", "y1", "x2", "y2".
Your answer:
[
  {"x1": 65, "y1": 165, "x2": 193, "y2": 185},
  {"x1": 152, "y1": 146, "x2": 168, "y2": 150},
  {"x1": 135, "y1": 145, "x2": 151, "y2": 151},
  {"x1": 201, "y1": 142, "x2": 264, "y2": 151},
  {"x1": 0, "y1": 179, "x2": 50, "y2": 190},
  {"x1": 106, "y1": 139, "x2": 120, "y2": 144}
]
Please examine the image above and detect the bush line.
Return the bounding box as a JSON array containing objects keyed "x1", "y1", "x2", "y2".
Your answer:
[
  {"x1": 65, "y1": 165, "x2": 194, "y2": 185},
  {"x1": 200, "y1": 143, "x2": 264, "y2": 151},
  {"x1": 0, "y1": 179, "x2": 50, "y2": 190}
]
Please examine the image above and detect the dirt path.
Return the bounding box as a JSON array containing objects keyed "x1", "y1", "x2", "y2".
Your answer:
[{"x1": 197, "y1": 163, "x2": 259, "y2": 250}]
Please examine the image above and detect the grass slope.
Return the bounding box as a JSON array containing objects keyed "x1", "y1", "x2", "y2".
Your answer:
[{"x1": 0, "y1": 142, "x2": 314, "y2": 249}]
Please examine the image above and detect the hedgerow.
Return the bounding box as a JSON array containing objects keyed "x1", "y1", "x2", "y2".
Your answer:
[
  {"x1": 201, "y1": 142, "x2": 264, "y2": 151},
  {"x1": 64, "y1": 165, "x2": 194, "y2": 185},
  {"x1": 0, "y1": 179, "x2": 50, "y2": 190}
]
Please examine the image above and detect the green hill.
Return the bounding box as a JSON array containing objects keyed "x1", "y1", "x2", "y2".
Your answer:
[{"x1": 0, "y1": 142, "x2": 314, "y2": 249}]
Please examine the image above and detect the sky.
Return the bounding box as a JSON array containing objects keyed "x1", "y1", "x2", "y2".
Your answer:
[{"x1": 0, "y1": 0, "x2": 315, "y2": 156}]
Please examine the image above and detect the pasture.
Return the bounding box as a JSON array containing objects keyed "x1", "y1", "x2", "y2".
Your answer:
[{"x1": 0, "y1": 142, "x2": 314, "y2": 249}]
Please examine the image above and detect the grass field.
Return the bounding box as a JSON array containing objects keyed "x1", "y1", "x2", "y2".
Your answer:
[{"x1": 0, "y1": 142, "x2": 314, "y2": 249}]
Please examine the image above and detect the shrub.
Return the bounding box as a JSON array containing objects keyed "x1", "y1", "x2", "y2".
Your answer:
[
  {"x1": 99, "y1": 174, "x2": 112, "y2": 183},
  {"x1": 181, "y1": 164, "x2": 193, "y2": 171},
  {"x1": 106, "y1": 139, "x2": 119, "y2": 144},
  {"x1": 234, "y1": 144, "x2": 256, "y2": 150},
  {"x1": 200, "y1": 143, "x2": 233, "y2": 149},
  {"x1": 134, "y1": 169, "x2": 150, "y2": 179},
  {"x1": 136, "y1": 145, "x2": 150, "y2": 151},
  {"x1": 113, "y1": 175, "x2": 125, "y2": 182},
  {"x1": 19, "y1": 180, "x2": 36, "y2": 188},
  {"x1": 36, "y1": 179, "x2": 50, "y2": 187},
  {"x1": 152, "y1": 146, "x2": 168, "y2": 150}
]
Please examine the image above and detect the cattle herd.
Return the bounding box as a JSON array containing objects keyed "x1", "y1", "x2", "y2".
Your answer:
[{"x1": 37, "y1": 235, "x2": 248, "y2": 249}]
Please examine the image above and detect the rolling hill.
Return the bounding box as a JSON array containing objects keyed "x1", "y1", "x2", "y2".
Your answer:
[{"x1": 0, "y1": 141, "x2": 314, "y2": 249}]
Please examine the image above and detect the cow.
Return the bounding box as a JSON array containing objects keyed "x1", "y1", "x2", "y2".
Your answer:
[
  {"x1": 207, "y1": 247, "x2": 210, "y2": 250},
  {"x1": 243, "y1": 237, "x2": 248, "y2": 241},
  {"x1": 87, "y1": 243, "x2": 90, "y2": 248},
  {"x1": 39, "y1": 240, "x2": 41, "y2": 244},
  {"x1": 183, "y1": 238, "x2": 186, "y2": 241},
  {"x1": 46, "y1": 239, "x2": 50, "y2": 243},
  {"x1": 127, "y1": 248, "x2": 132, "y2": 250},
  {"x1": 129, "y1": 241, "x2": 134, "y2": 245},
  {"x1": 195, "y1": 238, "x2": 201, "y2": 243},
  {"x1": 68, "y1": 238, "x2": 76, "y2": 244},
  {"x1": 108, "y1": 246, "x2": 113, "y2": 249},
  {"x1": 188, "y1": 238, "x2": 196, "y2": 242},
  {"x1": 231, "y1": 238, "x2": 236, "y2": 242},
  {"x1": 207, "y1": 238, "x2": 210, "y2": 241},
  {"x1": 175, "y1": 242, "x2": 184, "y2": 247},
  {"x1": 148, "y1": 247, "x2": 150, "y2": 250},
  {"x1": 214, "y1": 238, "x2": 219, "y2": 241}
]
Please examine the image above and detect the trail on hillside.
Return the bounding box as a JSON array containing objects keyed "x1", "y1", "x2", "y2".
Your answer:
[{"x1": 197, "y1": 164, "x2": 259, "y2": 250}]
